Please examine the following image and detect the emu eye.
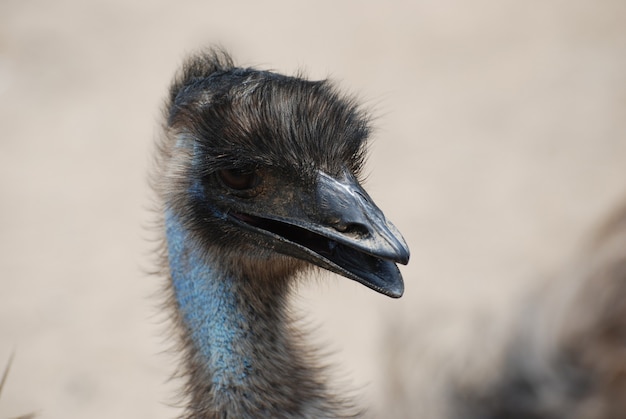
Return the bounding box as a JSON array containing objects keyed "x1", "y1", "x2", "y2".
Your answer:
[{"x1": 218, "y1": 168, "x2": 260, "y2": 191}]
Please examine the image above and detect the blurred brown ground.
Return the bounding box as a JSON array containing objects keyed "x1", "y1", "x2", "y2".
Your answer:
[{"x1": 1, "y1": 1, "x2": 625, "y2": 418}]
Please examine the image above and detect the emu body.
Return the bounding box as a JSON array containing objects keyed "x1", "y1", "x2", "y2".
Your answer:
[
  {"x1": 451, "y1": 202, "x2": 626, "y2": 419},
  {"x1": 155, "y1": 50, "x2": 409, "y2": 418}
]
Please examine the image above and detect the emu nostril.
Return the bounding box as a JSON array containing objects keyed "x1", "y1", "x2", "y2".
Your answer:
[
  {"x1": 326, "y1": 213, "x2": 369, "y2": 237},
  {"x1": 334, "y1": 222, "x2": 369, "y2": 238}
]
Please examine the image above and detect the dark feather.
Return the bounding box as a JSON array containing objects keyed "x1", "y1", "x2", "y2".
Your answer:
[{"x1": 152, "y1": 48, "x2": 405, "y2": 418}]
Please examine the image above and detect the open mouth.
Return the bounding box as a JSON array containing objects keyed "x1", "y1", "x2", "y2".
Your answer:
[
  {"x1": 229, "y1": 211, "x2": 404, "y2": 297},
  {"x1": 234, "y1": 212, "x2": 342, "y2": 258}
]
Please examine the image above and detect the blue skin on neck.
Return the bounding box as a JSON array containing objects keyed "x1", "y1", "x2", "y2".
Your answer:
[{"x1": 165, "y1": 207, "x2": 251, "y2": 389}]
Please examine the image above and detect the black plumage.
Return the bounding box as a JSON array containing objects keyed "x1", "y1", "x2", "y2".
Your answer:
[{"x1": 153, "y1": 48, "x2": 409, "y2": 418}]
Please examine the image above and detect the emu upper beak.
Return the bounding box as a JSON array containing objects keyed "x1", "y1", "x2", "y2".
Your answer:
[
  {"x1": 314, "y1": 171, "x2": 410, "y2": 264},
  {"x1": 228, "y1": 170, "x2": 409, "y2": 298}
]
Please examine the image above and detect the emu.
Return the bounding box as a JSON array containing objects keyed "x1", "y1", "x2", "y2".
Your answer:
[
  {"x1": 153, "y1": 49, "x2": 409, "y2": 418},
  {"x1": 451, "y1": 202, "x2": 626, "y2": 419}
]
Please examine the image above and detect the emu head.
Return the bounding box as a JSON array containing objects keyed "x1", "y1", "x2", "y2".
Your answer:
[{"x1": 161, "y1": 51, "x2": 409, "y2": 297}]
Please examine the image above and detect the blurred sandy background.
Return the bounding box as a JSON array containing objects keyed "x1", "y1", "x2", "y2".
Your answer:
[{"x1": 1, "y1": 1, "x2": 625, "y2": 418}]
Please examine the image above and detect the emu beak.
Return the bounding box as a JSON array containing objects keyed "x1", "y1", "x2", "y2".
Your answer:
[
  {"x1": 228, "y1": 170, "x2": 409, "y2": 298},
  {"x1": 304, "y1": 171, "x2": 409, "y2": 297}
]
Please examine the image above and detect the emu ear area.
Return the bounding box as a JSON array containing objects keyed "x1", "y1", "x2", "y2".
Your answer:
[{"x1": 220, "y1": 170, "x2": 409, "y2": 298}]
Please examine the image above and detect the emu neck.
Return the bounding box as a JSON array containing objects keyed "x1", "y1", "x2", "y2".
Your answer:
[
  {"x1": 165, "y1": 210, "x2": 348, "y2": 417},
  {"x1": 166, "y1": 214, "x2": 251, "y2": 388}
]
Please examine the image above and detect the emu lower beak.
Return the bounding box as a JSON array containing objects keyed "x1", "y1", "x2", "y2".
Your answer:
[{"x1": 230, "y1": 170, "x2": 409, "y2": 298}]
